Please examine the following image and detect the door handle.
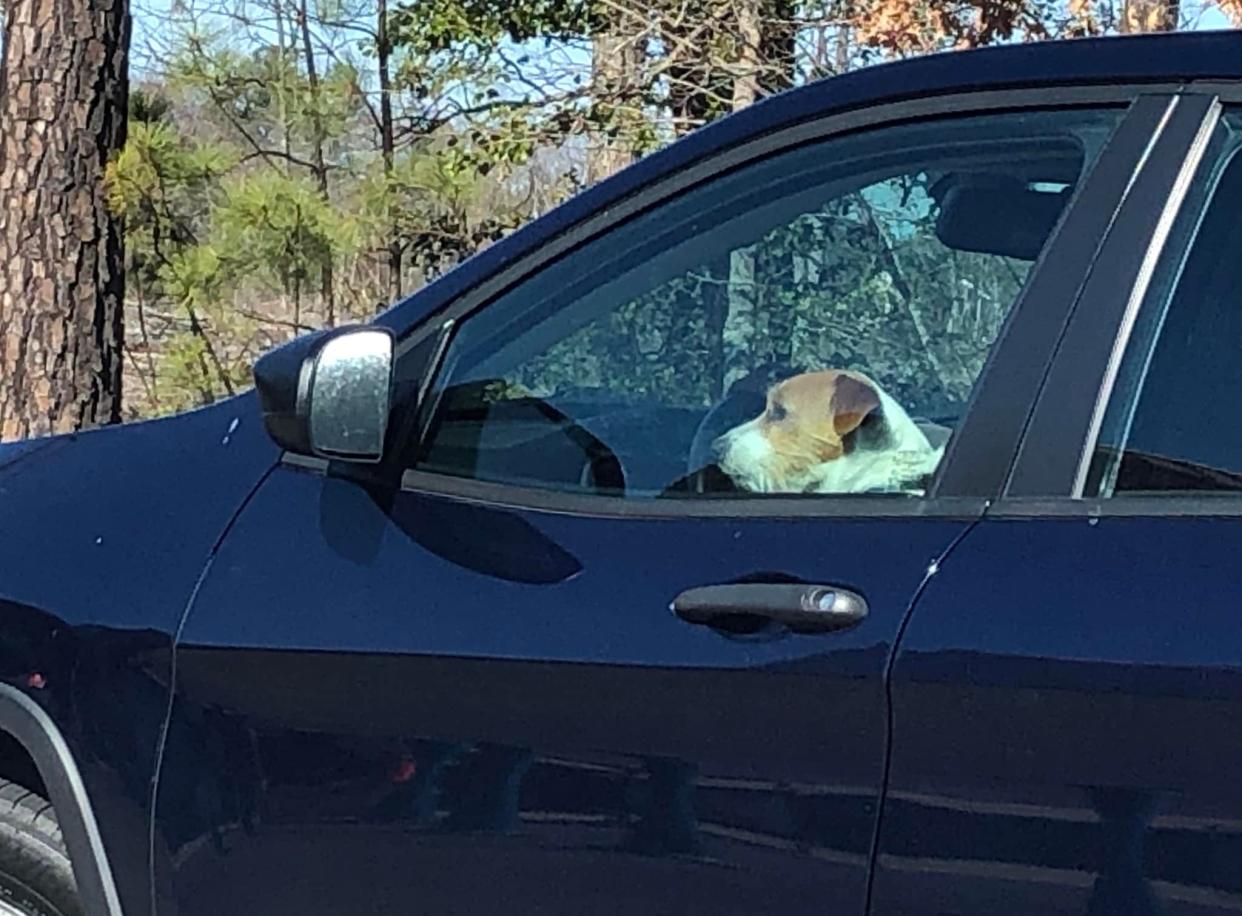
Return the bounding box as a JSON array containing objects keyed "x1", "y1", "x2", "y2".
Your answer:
[{"x1": 671, "y1": 583, "x2": 868, "y2": 635}]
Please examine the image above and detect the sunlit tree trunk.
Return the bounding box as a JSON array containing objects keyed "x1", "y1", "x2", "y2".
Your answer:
[
  {"x1": 1120, "y1": 0, "x2": 1180, "y2": 31},
  {"x1": 377, "y1": 0, "x2": 402, "y2": 302},
  {"x1": 296, "y1": 0, "x2": 335, "y2": 324},
  {"x1": 0, "y1": 0, "x2": 130, "y2": 440},
  {"x1": 588, "y1": 21, "x2": 645, "y2": 184}
]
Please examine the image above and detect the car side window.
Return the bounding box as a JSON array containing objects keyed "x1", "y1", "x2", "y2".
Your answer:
[
  {"x1": 411, "y1": 108, "x2": 1121, "y2": 500},
  {"x1": 1086, "y1": 111, "x2": 1242, "y2": 497}
]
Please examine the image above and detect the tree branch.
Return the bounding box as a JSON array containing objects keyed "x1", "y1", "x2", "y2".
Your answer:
[{"x1": 236, "y1": 146, "x2": 326, "y2": 172}]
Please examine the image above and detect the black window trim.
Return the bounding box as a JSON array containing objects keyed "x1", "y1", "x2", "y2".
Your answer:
[
  {"x1": 397, "y1": 467, "x2": 992, "y2": 520},
  {"x1": 930, "y1": 92, "x2": 1178, "y2": 499},
  {"x1": 290, "y1": 85, "x2": 1187, "y2": 520},
  {"x1": 999, "y1": 90, "x2": 1228, "y2": 519}
]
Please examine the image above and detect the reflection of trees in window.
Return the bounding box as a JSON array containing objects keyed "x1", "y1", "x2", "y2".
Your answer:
[{"x1": 508, "y1": 173, "x2": 1027, "y2": 419}]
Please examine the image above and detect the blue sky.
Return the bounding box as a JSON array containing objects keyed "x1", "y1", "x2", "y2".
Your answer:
[{"x1": 128, "y1": 0, "x2": 1236, "y2": 82}]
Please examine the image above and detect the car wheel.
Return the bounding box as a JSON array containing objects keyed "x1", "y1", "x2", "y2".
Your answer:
[{"x1": 0, "y1": 781, "x2": 82, "y2": 916}]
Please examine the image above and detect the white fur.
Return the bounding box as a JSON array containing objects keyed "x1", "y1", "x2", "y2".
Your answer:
[
  {"x1": 716, "y1": 418, "x2": 781, "y2": 492},
  {"x1": 716, "y1": 382, "x2": 945, "y2": 495}
]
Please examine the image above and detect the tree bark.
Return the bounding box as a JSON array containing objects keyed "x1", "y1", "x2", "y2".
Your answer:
[
  {"x1": 0, "y1": 0, "x2": 130, "y2": 441},
  {"x1": 587, "y1": 23, "x2": 644, "y2": 184},
  {"x1": 664, "y1": 13, "x2": 728, "y2": 136},
  {"x1": 297, "y1": 0, "x2": 335, "y2": 325},
  {"x1": 730, "y1": 0, "x2": 794, "y2": 112},
  {"x1": 1119, "y1": 0, "x2": 1180, "y2": 31},
  {"x1": 274, "y1": 0, "x2": 293, "y2": 175},
  {"x1": 730, "y1": 0, "x2": 762, "y2": 112},
  {"x1": 757, "y1": 0, "x2": 796, "y2": 96},
  {"x1": 377, "y1": 0, "x2": 401, "y2": 302}
]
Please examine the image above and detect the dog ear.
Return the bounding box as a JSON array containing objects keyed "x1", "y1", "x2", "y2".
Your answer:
[{"x1": 830, "y1": 375, "x2": 881, "y2": 435}]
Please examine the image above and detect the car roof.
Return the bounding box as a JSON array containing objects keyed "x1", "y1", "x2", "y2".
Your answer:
[{"x1": 380, "y1": 30, "x2": 1242, "y2": 334}]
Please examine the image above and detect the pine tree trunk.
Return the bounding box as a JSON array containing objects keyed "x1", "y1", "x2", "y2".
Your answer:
[
  {"x1": 835, "y1": 24, "x2": 851, "y2": 74},
  {"x1": 377, "y1": 0, "x2": 401, "y2": 302},
  {"x1": 1120, "y1": 0, "x2": 1180, "y2": 31},
  {"x1": 297, "y1": 0, "x2": 335, "y2": 325},
  {"x1": 587, "y1": 24, "x2": 644, "y2": 184},
  {"x1": 730, "y1": 0, "x2": 762, "y2": 112},
  {"x1": 0, "y1": 0, "x2": 130, "y2": 441},
  {"x1": 758, "y1": 0, "x2": 796, "y2": 95},
  {"x1": 274, "y1": 0, "x2": 293, "y2": 318},
  {"x1": 664, "y1": 14, "x2": 727, "y2": 135},
  {"x1": 730, "y1": 0, "x2": 795, "y2": 112}
]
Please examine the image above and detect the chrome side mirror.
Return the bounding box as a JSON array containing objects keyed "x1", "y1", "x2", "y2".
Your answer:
[{"x1": 254, "y1": 325, "x2": 395, "y2": 463}]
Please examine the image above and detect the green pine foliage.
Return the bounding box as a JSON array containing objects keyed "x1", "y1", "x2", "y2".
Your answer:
[{"x1": 113, "y1": 0, "x2": 1191, "y2": 419}]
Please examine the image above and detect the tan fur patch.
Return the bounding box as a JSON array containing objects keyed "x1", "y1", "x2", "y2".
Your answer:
[{"x1": 751, "y1": 370, "x2": 881, "y2": 487}]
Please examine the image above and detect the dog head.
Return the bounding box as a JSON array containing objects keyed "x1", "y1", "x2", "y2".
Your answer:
[{"x1": 713, "y1": 370, "x2": 884, "y2": 493}]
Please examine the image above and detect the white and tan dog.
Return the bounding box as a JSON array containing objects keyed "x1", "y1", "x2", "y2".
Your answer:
[{"x1": 714, "y1": 369, "x2": 945, "y2": 495}]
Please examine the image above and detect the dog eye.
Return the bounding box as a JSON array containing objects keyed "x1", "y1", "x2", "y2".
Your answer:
[{"x1": 769, "y1": 403, "x2": 787, "y2": 421}]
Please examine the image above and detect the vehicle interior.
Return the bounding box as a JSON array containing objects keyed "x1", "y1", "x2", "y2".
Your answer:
[{"x1": 414, "y1": 125, "x2": 1101, "y2": 499}]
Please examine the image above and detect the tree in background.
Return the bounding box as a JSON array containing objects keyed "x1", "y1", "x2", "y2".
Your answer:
[
  {"x1": 4, "y1": 0, "x2": 1227, "y2": 428},
  {"x1": 0, "y1": 0, "x2": 131, "y2": 440}
]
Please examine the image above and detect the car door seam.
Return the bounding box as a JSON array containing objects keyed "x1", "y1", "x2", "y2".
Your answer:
[
  {"x1": 146, "y1": 460, "x2": 280, "y2": 916},
  {"x1": 863, "y1": 504, "x2": 991, "y2": 916}
]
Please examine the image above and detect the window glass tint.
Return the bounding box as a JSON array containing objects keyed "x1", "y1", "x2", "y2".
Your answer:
[
  {"x1": 1087, "y1": 112, "x2": 1242, "y2": 497},
  {"x1": 414, "y1": 108, "x2": 1120, "y2": 500}
]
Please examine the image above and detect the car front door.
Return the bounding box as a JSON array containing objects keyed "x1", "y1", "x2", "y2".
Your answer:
[
  {"x1": 871, "y1": 91, "x2": 1242, "y2": 916},
  {"x1": 149, "y1": 93, "x2": 1152, "y2": 916}
]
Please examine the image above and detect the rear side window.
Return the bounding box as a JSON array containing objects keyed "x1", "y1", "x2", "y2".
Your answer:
[
  {"x1": 410, "y1": 108, "x2": 1121, "y2": 501},
  {"x1": 1087, "y1": 110, "x2": 1242, "y2": 496}
]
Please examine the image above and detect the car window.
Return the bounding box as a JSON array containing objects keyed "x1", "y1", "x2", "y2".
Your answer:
[
  {"x1": 1086, "y1": 111, "x2": 1242, "y2": 497},
  {"x1": 411, "y1": 108, "x2": 1121, "y2": 500}
]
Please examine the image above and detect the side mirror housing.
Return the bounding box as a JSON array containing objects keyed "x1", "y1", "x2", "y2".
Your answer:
[{"x1": 253, "y1": 325, "x2": 395, "y2": 463}]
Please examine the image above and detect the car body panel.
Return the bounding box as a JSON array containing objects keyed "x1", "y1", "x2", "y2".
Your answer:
[
  {"x1": 153, "y1": 468, "x2": 975, "y2": 916},
  {"x1": 873, "y1": 516, "x2": 1242, "y2": 915},
  {"x1": 0, "y1": 396, "x2": 278, "y2": 916}
]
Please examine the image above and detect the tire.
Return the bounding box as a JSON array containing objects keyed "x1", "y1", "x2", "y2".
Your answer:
[{"x1": 0, "y1": 780, "x2": 83, "y2": 916}]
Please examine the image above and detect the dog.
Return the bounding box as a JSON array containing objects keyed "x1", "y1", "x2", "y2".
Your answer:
[{"x1": 713, "y1": 369, "x2": 945, "y2": 495}]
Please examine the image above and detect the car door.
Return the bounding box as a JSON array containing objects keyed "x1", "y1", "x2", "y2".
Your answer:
[
  {"x1": 872, "y1": 91, "x2": 1242, "y2": 916},
  {"x1": 149, "y1": 94, "x2": 1149, "y2": 916}
]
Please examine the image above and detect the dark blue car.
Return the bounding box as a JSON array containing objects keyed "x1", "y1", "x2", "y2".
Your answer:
[{"x1": 4, "y1": 27, "x2": 1242, "y2": 916}]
